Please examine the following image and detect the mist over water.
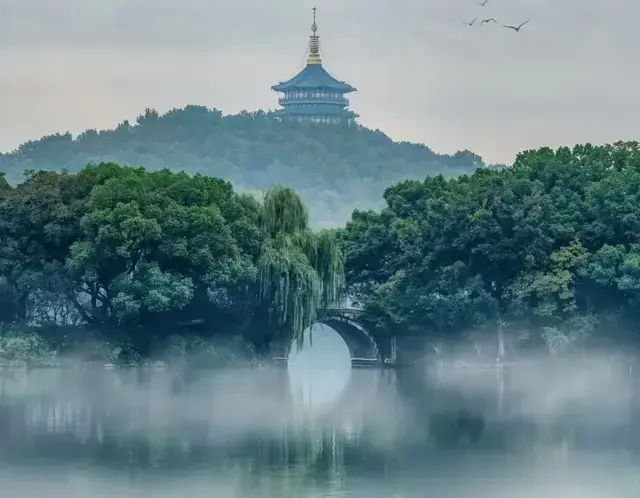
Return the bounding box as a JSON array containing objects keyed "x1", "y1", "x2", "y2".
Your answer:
[{"x1": 0, "y1": 330, "x2": 639, "y2": 496}]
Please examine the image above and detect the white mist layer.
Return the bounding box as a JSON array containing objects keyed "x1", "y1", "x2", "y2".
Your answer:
[{"x1": 0, "y1": 344, "x2": 639, "y2": 496}]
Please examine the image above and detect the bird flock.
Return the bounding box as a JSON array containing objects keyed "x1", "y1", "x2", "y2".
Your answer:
[{"x1": 462, "y1": 0, "x2": 529, "y2": 32}]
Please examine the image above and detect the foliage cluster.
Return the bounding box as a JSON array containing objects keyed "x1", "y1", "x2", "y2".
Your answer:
[
  {"x1": 0, "y1": 164, "x2": 343, "y2": 364},
  {"x1": 341, "y1": 142, "x2": 640, "y2": 355}
]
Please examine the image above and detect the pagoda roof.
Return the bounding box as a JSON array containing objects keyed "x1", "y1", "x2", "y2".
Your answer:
[{"x1": 271, "y1": 64, "x2": 356, "y2": 93}]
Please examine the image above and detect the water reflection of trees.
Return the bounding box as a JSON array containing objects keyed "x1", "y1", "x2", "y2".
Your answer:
[{"x1": 0, "y1": 365, "x2": 637, "y2": 486}]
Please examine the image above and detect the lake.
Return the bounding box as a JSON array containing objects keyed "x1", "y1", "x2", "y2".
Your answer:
[{"x1": 1, "y1": 351, "x2": 639, "y2": 497}]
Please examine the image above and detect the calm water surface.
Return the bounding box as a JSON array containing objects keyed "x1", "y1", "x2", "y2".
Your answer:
[{"x1": 0, "y1": 332, "x2": 639, "y2": 497}]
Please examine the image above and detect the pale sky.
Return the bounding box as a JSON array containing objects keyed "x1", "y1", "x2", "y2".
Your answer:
[{"x1": 0, "y1": 0, "x2": 637, "y2": 164}]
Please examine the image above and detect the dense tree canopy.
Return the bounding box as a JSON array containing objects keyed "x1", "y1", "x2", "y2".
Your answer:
[
  {"x1": 0, "y1": 106, "x2": 489, "y2": 227},
  {"x1": 341, "y1": 141, "x2": 640, "y2": 356},
  {"x1": 2, "y1": 114, "x2": 637, "y2": 363},
  {"x1": 0, "y1": 164, "x2": 343, "y2": 363}
]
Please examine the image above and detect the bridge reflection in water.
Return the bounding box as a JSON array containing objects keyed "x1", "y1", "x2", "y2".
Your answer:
[{"x1": 285, "y1": 323, "x2": 390, "y2": 427}]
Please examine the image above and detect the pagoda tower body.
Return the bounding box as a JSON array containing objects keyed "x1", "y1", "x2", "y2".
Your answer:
[{"x1": 271, "y1": 8, "x2": 358, "y2": 123}]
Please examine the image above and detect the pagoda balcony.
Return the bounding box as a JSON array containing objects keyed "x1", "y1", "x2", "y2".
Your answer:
[{"x1": 278, "y1": 96, "x2": 349, "y2": 107}]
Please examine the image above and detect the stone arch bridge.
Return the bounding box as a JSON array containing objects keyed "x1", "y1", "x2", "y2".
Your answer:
[{"x1": 272, "y1": 308, "x2": 397, "y2": 368}]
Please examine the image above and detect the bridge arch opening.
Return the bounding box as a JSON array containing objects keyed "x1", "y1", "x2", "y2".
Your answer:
[
  {"x1": 317, "y1": 311, "x2": 382, "y2": 366},
  {"x1": 272, "y1": 309, "x2": 384, "y2": 368}
]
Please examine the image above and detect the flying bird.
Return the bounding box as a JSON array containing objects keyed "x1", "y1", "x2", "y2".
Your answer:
[
  {"x1": 462, "y1": 17, "x2": 477, "y2": 26},
  {"x1": 476, "y1": 0, "x2": 489, "y2": 5},
  {"x1": 502, "y1": 19, "x2": 530, "y2": 31},
  {"x1": 481, "y1": 18, "x2": 497, "y2": 25}
]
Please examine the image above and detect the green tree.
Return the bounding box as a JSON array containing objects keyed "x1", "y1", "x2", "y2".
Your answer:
[
  {"x1": 257, "y1": 187, "x2": 344, "y2": 351},
  {"x1": 0, "y1": 163, "x2": 345, "y2": 361},
  {"x1": 342, "y1": 141, "x2": 640, "y2": 355}
]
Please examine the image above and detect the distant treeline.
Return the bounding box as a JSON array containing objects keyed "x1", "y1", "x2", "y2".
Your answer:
[{"x1": 0, "y1": 106, "x2": 489, "y2": 227}]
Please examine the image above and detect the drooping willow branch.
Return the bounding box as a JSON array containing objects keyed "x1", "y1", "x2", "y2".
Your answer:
[{"x1": 257, "y1": 187, "x2": 345, "y2": 353}]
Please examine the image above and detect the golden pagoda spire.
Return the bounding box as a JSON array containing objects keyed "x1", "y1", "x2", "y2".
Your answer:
[{"x1": 306, "y1": 7, "x2": 322, "y2": 65}]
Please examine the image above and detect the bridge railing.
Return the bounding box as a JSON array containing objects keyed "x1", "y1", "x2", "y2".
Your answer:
[{"x1": 319, "y1": 307, "x2": 363, "y2": 318}]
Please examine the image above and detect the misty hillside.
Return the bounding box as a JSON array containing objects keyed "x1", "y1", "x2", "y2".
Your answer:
[{"x1": 0, "y1": 105, "x2": 490, "y2": 226}]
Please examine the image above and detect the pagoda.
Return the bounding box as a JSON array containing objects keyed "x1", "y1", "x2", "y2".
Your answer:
[{"x1": 271, "y1": 8, "x2": 358, "y2": 123}]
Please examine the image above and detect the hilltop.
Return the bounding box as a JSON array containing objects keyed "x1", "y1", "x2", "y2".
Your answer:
[{"x1": 0, "y1": 106, "x2": 492, "y2": 226}]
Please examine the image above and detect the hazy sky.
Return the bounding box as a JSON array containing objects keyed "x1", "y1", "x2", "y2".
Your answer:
[{"x1": 0, "y1": 0, "x2": 637, "y2": 164}]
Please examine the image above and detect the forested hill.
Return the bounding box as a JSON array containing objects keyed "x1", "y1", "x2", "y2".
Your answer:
[{"x1": 0, "y1": 106, "x2": 490, "y2": 226}]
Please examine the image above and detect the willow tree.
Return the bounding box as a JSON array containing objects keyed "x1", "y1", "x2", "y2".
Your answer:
[{"x1": 257, "y1": 186, "x2": 344, "y2": 353}]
